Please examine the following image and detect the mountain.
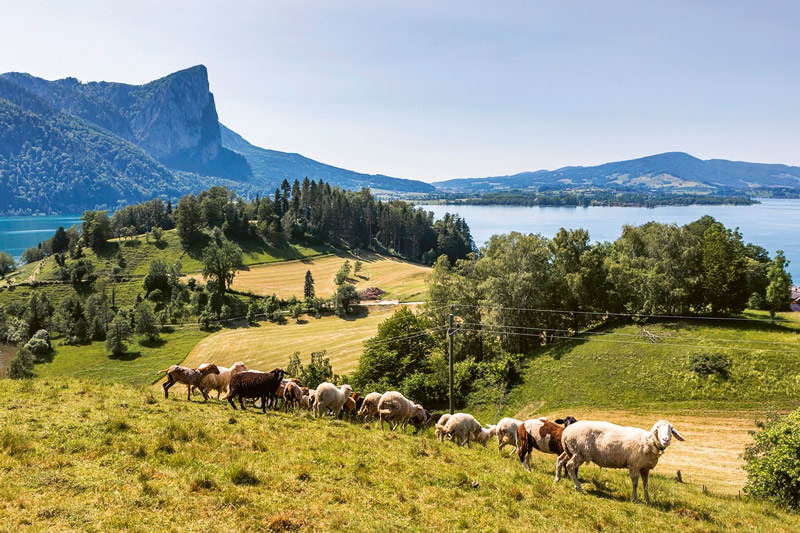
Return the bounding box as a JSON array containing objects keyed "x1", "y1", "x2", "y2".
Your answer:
[
  {"x1": 0, "y1": 66, "x2": 431, "y2": 214},
  {"x1": 433, "y1": 152, "x2": 800, "y2": 194},
  {"x1": 220, "y1": 125, "x2": 433, "y2": 193}
]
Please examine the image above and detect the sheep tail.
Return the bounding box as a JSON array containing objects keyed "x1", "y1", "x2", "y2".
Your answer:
[{"x1": 155, "y1": 368, "x2": 170, "y2": 375}]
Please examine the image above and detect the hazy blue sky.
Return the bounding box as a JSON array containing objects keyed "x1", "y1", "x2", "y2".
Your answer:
[{"x1": 2, "y1": 1, "x2": 798, "y2": 181}]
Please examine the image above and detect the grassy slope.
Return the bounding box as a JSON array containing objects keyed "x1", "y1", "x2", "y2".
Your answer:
[
  {"x1": 2, "y1": 378, "x2": 798, "y2": 532},
  {"x1": 495, "y1": 311, "x2": 800, "y2": 417},
  {"x1": 0, "y1": 229, "x2": 336, "y2": 311},
  {"x1": 35, "y1": 328, "x2": 213, "y2": 386},
  {"x1": 464, "y1": 310, "x2": 800, "y2": 495},
  {"x1": 212, "y1": 249, "x2": 430, "y2": 302},
  {"x1": 180, "y1": 306, "x2": 401, "y2": 376}
]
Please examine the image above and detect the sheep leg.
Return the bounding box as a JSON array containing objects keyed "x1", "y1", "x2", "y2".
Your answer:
[
  {"x1": 566, "y1": 457, "x2": 584, "y2": 494},
  {"x1": 228, "y1": 395, "x2": 237, "y2": 410},
  {"x1": 261, "y1": 396, "x2": 267, "y2": 414},
  {"x1": 555, "y1": 452, "x2": 567, "y2": 482},
  {"x1": 629, "y1": 467, "x2": 640, "y2": 503},
  {"x1": 200, "y1": 387, "x2": 210, "y2": 402},
  {"x1": 163, "y1": 374, "x2": 174, "y2": 398},
  {"x1": 640, "y1": 468, "x2": 650, "y2": 504},
  {"x1": 239, "y1": 397, "x2": 246, "y2": 410}
]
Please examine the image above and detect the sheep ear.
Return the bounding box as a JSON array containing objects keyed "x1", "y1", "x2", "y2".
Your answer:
[
  {"x1": 671, "y1": 428, "x2": 685, "y2": 441},
  {"x1": 649, "y1": 424, "x2": 659, "y2": 437},
  {"x1": 554, "y1": 419, "x2": 564, "y2": 425}
]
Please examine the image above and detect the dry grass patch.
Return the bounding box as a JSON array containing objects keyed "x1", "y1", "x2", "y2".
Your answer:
[
  {"x1": 178, "y1": 305, "x2": 404, "y2": 375},
  {"x1": 203, "y1": 250, "x2": 430, "y2": 302}
]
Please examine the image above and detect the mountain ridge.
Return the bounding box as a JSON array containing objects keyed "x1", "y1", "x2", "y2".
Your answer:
[
  {"x1": 433, "y1": 151, "x2": 800, "y2": 193},
  {"x1": 0, "y1": 65, "x2": 432, "y2": 215}
]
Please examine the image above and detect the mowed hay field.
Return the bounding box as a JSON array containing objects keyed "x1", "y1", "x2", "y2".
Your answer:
[
  {"x1": 219, "y1": 251, "x2": 430, "y2": 302},
  {"x1": 179, "y1": 305, "x2": 402, "y2": 375},
  {"x1": 3, "y1": 378, "x2": 800, "y2": 532}
]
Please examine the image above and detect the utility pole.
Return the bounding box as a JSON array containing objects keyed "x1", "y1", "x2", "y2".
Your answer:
[{"x1": 447, "y1": 305, "x2": 459, "y2": 415}]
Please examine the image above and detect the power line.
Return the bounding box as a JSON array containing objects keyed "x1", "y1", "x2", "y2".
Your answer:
[
  {"x1": 459, "y1": 322, "x2": 800, "y2": 347},
  {"x1": 451, "y1": 303, "x2": 798, "y2": 324},
  {"x1": 457, "y1": 327, "x2": 794, "y2": 355}
]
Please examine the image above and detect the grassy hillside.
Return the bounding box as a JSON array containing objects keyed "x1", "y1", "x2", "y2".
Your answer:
[
  {"x1": 35, "y1": 327, "x2": 212, "y2": 386},
  {"x1": 456, "y1": 311, "x2": 800, "y2": 495},
  {"x1": 180, "y1": 305, "x2": 402, "y2": 376},
  {"x1": 0, "y1": 228, "x2": 334, "y2": 309},
  {"x1": 493, "y1": 312, "x2": 800, "y2": 417},
  {"x1": 2, "y1": 377, "x2": 798, "y2": 532},
  {"x1": 207, "y1": 250, "x2": 430, "y2": 302}
]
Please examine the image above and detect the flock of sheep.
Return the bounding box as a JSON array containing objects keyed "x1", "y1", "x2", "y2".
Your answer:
[{"x1": 156, "y1": 362, "x2": 685, "y2": 504}]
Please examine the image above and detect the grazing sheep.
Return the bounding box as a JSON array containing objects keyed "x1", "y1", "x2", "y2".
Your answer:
[
  {"x1": 517, "y1": 416, "x2": 578, "y2": 479},
  {"x1": 377, "y1": 391, "x2": 424, "y2": 432},
  {"x1": 560, "y1": 419, "x2": 685, "y2": 503},
  {"x1": 410, "y1": 408, "x2": 436, "y2": 435},
  {"x1": 157, "y1": 364, "x2": 220, "y2": 401},
  {"x1": 357, "y1": 392, "x2": 382, "y2": 422},
  {"x1": 300, "y1": 389, "x2": 316, "y2": 411},
  {"x1": 194, "y1": 361, "x2": 248, "y2": 399},
  {"x1": 226, "y1": 368, "x2": 286, "y2": 414},
  {"x1": 442, "y1": 413, "x2": 487, "y2": 448},
  {"x1": 494, "y1": 417, "x2": 523, "y2": 455},
  {"x1": 342, "y1": 391, "x2": 363, "y2": 421},
  {"x1": 434, "y1": 413, "x2": 452, "y2": 442},
  {"x1": 282, "y1": 381, "x2": 304, "y2": 411},
  {"x1": 313, "y1": 382, "x2": 353, "y2": 418}
]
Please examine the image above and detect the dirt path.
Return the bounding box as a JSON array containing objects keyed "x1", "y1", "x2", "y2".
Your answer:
[
  {"x1": 529, "y1": 408, "x2": 759, "y2": 495},
  {"x1": 25, "y1": 257, "x2": 46, "y2": 283}
]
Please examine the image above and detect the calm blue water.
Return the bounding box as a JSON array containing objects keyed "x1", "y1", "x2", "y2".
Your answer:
[
  {"x1": 0, "y1": 215, "x2": 82, "y2": 259},
  {"x1": 426, "y1": 199, "x2": 800, "y2": 282}
]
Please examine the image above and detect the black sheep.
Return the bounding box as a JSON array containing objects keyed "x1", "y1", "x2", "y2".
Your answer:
[{"x1": 226, "y1": 368, "x2": 286, "y2": 414}]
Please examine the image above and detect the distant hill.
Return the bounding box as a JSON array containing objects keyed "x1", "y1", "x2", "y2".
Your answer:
[
  {"x1": 0, "y1": 66, "x2": 432, "y2": 214},
  {"x1": 433, "y1": 152, "x2": 800, "y2": 194},
  {"x1": 220, "y1": 125, "x2": 433, "y2": 193}
]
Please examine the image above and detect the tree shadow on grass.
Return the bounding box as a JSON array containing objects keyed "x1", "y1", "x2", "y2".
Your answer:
[
  {"x1": 109, "y1": 350, "x2": 142, "y2": 361},
  {"x1": 138, "y1": 337, "x2": 167, "y2": 348}
]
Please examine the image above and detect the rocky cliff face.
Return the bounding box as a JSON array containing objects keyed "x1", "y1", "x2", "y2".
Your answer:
[{"x1": 1, "y1": 65, "x2": 250, "y2": 180}]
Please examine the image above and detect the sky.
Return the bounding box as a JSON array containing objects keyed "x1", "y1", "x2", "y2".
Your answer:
[{"x1": 2, "y1": 0, "x2": 798, "y2": 182}]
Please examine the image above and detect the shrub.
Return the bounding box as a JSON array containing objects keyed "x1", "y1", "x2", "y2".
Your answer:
[
  {"x1": 743, "y1": 410, "x2": 800, "y2": 509},
  {"x1": 23, "y1": 337, "x2": 51, "y2": 358},
  {"x1": 747, "y1": 292, "x2": 764, "y2": 310},
  {"x1": 689, "y1": 352, "x2": 731, "y2": 378},
  {"x1": 8, "y1": 348, "x2": 35, "y2": 379},
  {"x1": 270, "y1": 310, "x2": 285, "y2": 323},
  {"x1": 360, "y1": 287, "x2": 385, "y2": 301},
  {"x1": 198, "y1": 312, "x2": 213, "y2": 331},
  {"x1": 105, "y1": 314, "x2": 132, "y2": 356},
  {"x1": 247, "y1": 303, "x2": 259, "y2": 324}
]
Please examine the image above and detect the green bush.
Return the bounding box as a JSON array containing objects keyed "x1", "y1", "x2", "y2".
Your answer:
[
  {"x1": 689, "y1": 352, "x2": 731, "y2": 378},
  {"x1": 8, "y1": 348, "x2": 35, "y2": 379},
  {"x1": 747, "y1": 292, "x2": 764, "y2": 310},
  {"x1": 743, "y1": 410, "x2": 800, "y2": 509}
]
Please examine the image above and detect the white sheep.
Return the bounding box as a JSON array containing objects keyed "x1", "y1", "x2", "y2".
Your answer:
[
  {"x1": 442, "y1": 413, "x2": 488, "y2": 448},
  {"x1": 357, "y1": 392, "x2": 382, "y2": 422},
  {"x1": 560, "y1": 419, "x2": 685, "y2": 503},
  {"x1": 312, "y1": 382, "x2": 353, "y2": 418},
  {"x1": 434, "y1": 413, "x2": 452, "y2": 442},
  {"x1": 377, "y1": 391, "x2": 423, "y2": 432},
  {"x1": 195, "y1": 361, "x2": 247, "y2": 399},
  {"x1": 299, "y1": 388, "x2": 316, "y2": 410},
  {"x1": 494, "y1": 417, "x2": 522, "y2": 455}
]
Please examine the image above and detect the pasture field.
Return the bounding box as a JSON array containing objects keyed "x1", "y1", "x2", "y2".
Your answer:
[
  {"x1": 465, "y1": 311, "x2": 800, "y2": 495},
  {"x1": 179, "y1": 305, "x2": 403, "y2": 376},
  {"x1": 213, "y1": 250, "x2": 430, "y2": 302},
  {"x1": 34, "y1": 328, "x2": 213, "y2": 386},
  {"x1": 2, "y1": 377, "x2": 799, "y2": 532}
]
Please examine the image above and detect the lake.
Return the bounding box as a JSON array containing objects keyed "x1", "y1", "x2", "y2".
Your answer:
[
  {"x1": 0, "y1": 215, "x2": 82, "y2": 260},
  {"x1": 425, "y1": 199, "x2": 800, "y2": 282}
]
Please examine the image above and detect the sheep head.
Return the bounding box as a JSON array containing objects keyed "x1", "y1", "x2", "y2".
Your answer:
[
  {"x1": 230, "y1": 362, "x2": 248, "y2": 375},
  {"x1": 555, "y1": 416, "x2": 578, "y2": 427},
  {"x1": 200, "y1": 364, "x2": 220, "y2": 376},
  {"x1": 648, "y1": 419, "x2": 685, "y2": 450},
  {"x1": 341, "y1": 385, "x2": 353, "y2": 397}
]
